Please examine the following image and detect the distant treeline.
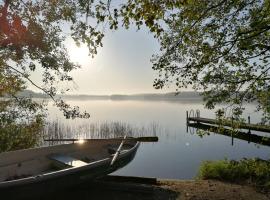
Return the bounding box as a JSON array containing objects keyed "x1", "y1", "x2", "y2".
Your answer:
[{"x1": 17, "y1": 90, "x2": 203, "y2": 101}]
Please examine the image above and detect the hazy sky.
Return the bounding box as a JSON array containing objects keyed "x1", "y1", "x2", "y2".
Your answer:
[
  {"x1": 27, "y1": 24, "x2": 166, "y2": 95},
  {"x1": 66, "y1": 25, "x2": 161, "y2": 95}
]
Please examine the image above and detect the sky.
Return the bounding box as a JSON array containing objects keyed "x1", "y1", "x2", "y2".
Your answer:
[
  {"x1": 65, "y1": 26, "x2": 161, "y2": 95},
  {"x1": 27, "y1": 24, "x2": 165, "y2": 95}
]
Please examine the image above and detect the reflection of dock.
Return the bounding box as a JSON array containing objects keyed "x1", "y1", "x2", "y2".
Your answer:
[
  {"x1": 188, "y1": 123, "x2": 270, "y2": 147},
  {"x1": 186, "y1": 110, "x2": 270, "y2": 133}
]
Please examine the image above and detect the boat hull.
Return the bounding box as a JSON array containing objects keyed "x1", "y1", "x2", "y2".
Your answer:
[{"x1": 0, "y1": 141, "x2": 139, "y2": 199}]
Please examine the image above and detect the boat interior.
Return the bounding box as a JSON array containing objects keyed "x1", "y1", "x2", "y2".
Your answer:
[{"x1": 0, "y1": 139, "x2": 136, "y2": 183}]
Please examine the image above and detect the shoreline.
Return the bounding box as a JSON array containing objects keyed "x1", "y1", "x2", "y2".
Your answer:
[
  {"x1": 158, "y1": 179, "x2": 269, "y2": 200},
  {"x1": 33, "y1": 176, "x2": 270, "y2": 200}
]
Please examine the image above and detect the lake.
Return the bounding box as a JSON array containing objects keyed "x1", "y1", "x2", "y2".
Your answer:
[{"x1": 44, "y1": 99, "x2": 270, "y2": 179}]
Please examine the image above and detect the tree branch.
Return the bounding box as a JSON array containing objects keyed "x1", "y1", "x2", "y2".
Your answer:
[{"x1": 6, "y1": 65, "x2": 58, "y2": 104}]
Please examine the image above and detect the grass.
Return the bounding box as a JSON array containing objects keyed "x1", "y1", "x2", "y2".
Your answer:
[{"x1": 198, "y1": 158, "x2": 270, "y2": 189}]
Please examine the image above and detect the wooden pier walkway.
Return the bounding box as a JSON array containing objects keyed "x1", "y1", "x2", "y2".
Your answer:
[
  {"x1": 188, "y1": 123, "x2": 270, "y2": 147},
  {"x1": 187, "y1": 116, "x2": 270, "y2": 133}
]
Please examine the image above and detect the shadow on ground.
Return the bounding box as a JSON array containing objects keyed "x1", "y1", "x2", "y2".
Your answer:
[{"x1": 36, "y1": 182, "x2": 179, "y2": 200}]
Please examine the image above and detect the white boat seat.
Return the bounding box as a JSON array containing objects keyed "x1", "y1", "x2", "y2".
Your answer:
[{"x1": 48, "y1": 154, "x2": 88, "y2": 168}]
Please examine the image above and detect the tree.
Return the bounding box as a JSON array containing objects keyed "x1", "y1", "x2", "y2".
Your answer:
[
  {"x1": 0, "y1": 0, "x2": 104, "y2": 119},
  {"x1": 0, "y1": 0, "x2": 101, "y2": 151},
  {"x1": 148, "y1": 0, "x2": 270, "y2": 122}
]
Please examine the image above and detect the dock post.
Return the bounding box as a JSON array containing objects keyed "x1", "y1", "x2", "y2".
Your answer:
[
  {"x1": 248, "y1": 116, "x2": 251, "y2": 143},
  {"x1": 196, "y1": 109, "x2": 200, "y2": 118},
  {"x1": 186, "y1": 111, "x2": 189, "y2": 125},
  {"x1": 248, "y1": 116, "x2": 251, "y2": 133}
]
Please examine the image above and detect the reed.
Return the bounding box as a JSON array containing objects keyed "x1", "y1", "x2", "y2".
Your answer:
[{"x1": 41, "y1": 120, "x2": 159, "y2": 146}]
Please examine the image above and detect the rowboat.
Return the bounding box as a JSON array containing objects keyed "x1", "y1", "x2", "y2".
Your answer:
[{"x1": 0, "y1": 137, "x2": 157, "y2": 198}]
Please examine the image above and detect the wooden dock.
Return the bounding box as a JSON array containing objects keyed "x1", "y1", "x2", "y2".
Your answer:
[
  {"x1": 187, "y1": 115, "x2": 270, "y2": 133},
  {"x1": 188, "y1": 123, "x2": 270, "y2": 147}
]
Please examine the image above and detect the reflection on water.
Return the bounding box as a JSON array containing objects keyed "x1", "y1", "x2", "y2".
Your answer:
[{"x1": 44, "y1": 100, "x2": 270, "y2": 179}]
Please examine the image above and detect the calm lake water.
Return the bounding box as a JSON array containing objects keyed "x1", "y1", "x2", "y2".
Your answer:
[{"x1": 45, "y1": 99, "x2": 270, "y2": 179}]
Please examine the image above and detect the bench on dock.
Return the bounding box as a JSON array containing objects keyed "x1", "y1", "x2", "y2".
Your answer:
[{"x1": 49, "y1": 154, "x2": 88, "y2": 168}]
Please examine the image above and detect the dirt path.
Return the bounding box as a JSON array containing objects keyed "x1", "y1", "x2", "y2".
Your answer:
[{"x1": 158, "y1": 179, "x2": 269, "y2": 200}]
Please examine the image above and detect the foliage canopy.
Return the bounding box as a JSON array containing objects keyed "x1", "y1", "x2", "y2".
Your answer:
[
  {"x1": 148, "y1": 0, "x2": 270, "y2": 121},
  {"x1": 1, "y1": 0, "x2": 270, "y2": 151}
]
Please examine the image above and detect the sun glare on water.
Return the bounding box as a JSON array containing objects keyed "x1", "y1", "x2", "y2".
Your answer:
[{"x1": 77, "y1": 139, "x2": 85, "y2": 144}]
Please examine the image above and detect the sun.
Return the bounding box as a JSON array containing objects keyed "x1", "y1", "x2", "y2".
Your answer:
[{"x1": 66, "y1": 40, "x2": 91, "y2": 66}]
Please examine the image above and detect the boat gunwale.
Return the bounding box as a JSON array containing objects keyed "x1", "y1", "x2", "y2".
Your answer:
[{"x1": 0, "y1": 138, "x2": 137, "y2": 156}]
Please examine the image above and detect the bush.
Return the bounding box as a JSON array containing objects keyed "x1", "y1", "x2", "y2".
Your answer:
[
  {"x1": 0, "y1": 115, "x2": 44, "y2": 153},
  {"x1": 0, "y1": 97, "x2": 45, "y2": 152},
  {"x1": 198, "y1": 158, "x2": 270, "y2": 188}
]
